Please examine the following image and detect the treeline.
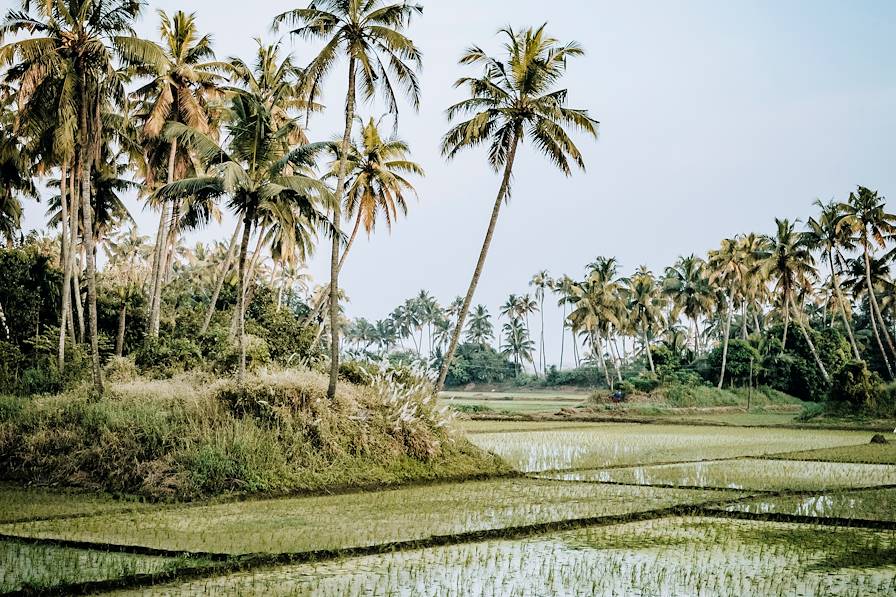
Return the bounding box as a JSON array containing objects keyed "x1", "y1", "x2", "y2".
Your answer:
[{"x1": 0, "y1": 2, "x2": 599, "y2": 400}]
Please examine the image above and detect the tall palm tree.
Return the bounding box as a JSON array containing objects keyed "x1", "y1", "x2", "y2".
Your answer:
[
  {"x1": 501, "y1": 317, "x2": 534, "y2": 374},
  {"x1": 332, "y1": 116, "x2": 423, "y2": 270},
  {"x1": 762, "y1": 218, "x2": 830, "y2": 384},
  {"x1": 435, "y1": 25, "x2": 598, "y2": 391},
  {"x1": 156, "y1": 89, "x2": 331, "y2": 382},
  {"x1": 625, "y1": 267, "x2": 665, "y2": 374},
  {"x1": 130, "y1": 10, "x2": 224, "y2": 338},
  {"x1": 805, "y1": 199, "x2": 861, "y2": 361},
  {"x1": 568, "y1": 265, "x2": 623, "y2": 386},
  {"x1": 529, "y1": 270, "x2": 551, "y2": 375},
  {"x1": 104, "y1": 226, "x2": 150, "y2": 355},
  {"x1": 708, "y1": 238, "x2": 749, "y2": 388},
  {"x1": 274, "y1": 0, "x2": 423, "y2": 400},
  {"x1": 662, "y1": 254, "x2": 713, "y2": 356},
  {"x1": 2, "y1": 0, "x2": 157, "y2": 395},
  {"x1": 839, "y1": 186, "x2": 896, "y2": 378}
]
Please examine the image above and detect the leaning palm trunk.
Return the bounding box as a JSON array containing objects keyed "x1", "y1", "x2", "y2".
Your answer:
[
  {"x1": 593, "y1": 329, "x2": 612, "y2": 388},
  {"x1": 609, "y1": 336, "x2": 623, "y2": 382},
  {"x1": 148, "y1": 139, "x2": 178, "y2": 338},
  {"x1": 57, "y1": 163, "x2": 71, "y2": 372},
  {"x1": 327, "y1": 58, "x2": 358, "y2": 400},
  {"x1": 161, "y1": 198, "x2": 181, "y2": 285},
  {"x1": 793, "y1": 305, "x2": 830, "y2": 384},
  {"x1": 829, "y1": 252, "x2": 861, "y2": 361},
  {"x1": 230, "y1": 232, "x2": 265, "y2": 337},
  {"x1": 643, "y1": 328, "x2": 655, "y2": 374},
  {"x1": 336, "y1": 210, "x2": 363, "y2": 271},
  {"x1": 539, "y1": 295, "x2": 545, "y2": 376},
  {"x1": 864, "y1": 249, "x2": 896, "y2": 376},
  {"x1": 717, "y1": 291, "x2": 734, "y2": 389},
  {"x1": 435, "y1": 130, "x2": 520, "y2": 393},
  {"x1": 200, "y1": 221, "x2": 242, "y2": 335}
]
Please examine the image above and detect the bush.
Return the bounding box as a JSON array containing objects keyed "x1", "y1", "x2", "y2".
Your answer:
[
  {"x1": 0, "y1": 369, "x2": 508, "y2": 500},
  {"x1": 442, "y1": 343, "x2": 515, "y2": 386},
  {"x1": 830, "y1": 360, "x2": 880, "y2": 411},
  {"x1": 706, "y1": 339, "x2": 761, "y2": 387},
  {"x1": 543, "y1": 365, "x2": 605, "y2": 388},
  {"x1": 133, "y1": 337, "x2": 203, "y2": 377},
  {"x1": 104, "y1": 356, "x2": 139, "y2": 382},
  {"x1": 338, "y1": 360, "x2": 378, "y2": 385}
]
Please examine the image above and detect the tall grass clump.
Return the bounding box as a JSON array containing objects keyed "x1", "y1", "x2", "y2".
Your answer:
[{"x1": 0, "y1": 369, "x2": 507, "y2": 500}]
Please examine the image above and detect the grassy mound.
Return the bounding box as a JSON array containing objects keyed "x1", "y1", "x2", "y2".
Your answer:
[
  {"x1": 589, "y1": 384, "x2": 803, "y2": 410},
  {"x1": 0, "y1": 370, "x2": 509, "y2": 500}
]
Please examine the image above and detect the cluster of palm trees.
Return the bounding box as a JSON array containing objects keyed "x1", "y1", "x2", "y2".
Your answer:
[
  {"x1": 0, "y1": 0, "x2": 429, "y2": 396},
  {"x1": 345, "y1": 187, "x2": 896, "y2": 394}
]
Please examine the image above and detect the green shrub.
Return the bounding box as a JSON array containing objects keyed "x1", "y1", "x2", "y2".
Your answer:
[
  {"x1": 339, "y1": 360, "x2": 378, "y2": 385},
  {"x1": 134, "y1": 337, "x2": 202, "y2": 377},
  {"x1": 830, "y1": 360, "x2": 880, "y2": 411},
  {"x1": 104, "y1": 356, "x2": 139, "y2": 382}
]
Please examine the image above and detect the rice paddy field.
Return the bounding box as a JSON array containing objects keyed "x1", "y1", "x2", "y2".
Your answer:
[{"x1": 2, "y1": 420, "x2": 895, "y2": 595}]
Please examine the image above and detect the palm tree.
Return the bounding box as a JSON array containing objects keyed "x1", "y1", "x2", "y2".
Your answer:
[
  {"x1": 762, "y1": 218, "x2": 830, "y2": 384},
  {"x1": 130, "y1": 10, "x2": 224, "y2": 338},
  {"x1": 104, "y1": 226, "x2": 150, "y2": 355},
  {"x1": 465, "y1": 304, "x2": 494, "y2": 346},
  {"x1": 662, "y1": 254, "x2": 713, "y2": 356},
  {"x1": 805, "y1": 199, "x2": 861, "y2": 361},
  {"x1": 2, "y1": 0, "x2": 157, "y2": 395},
  {"x1": 501, "y1": 318, "x2": 534, "y2": 374},
  {"x1": 839, "y1": 186, "x2": 896, "y2": 378},
  {"x1": 0, "y1": 90, "x2": 35, "y2": 247},
  {"x1": 626, "y1": 267, "x2": 665, "y2": 374},
  {"x1": 708, "y1": 239, "x2": 749, "y2": 388},
  {"x1": 332, "y1": 117, "x2": 423, "y2": 270},
  {"x1": 530, "y1": 270, "x2": 551, "y2": 376},
  {"x1": 568, "y1": 264, "x2": 623, "y2": 386},
  {"x1": 435, "y1": 25, "x2": 598, "y2": 392},
  {"x1": 274, "y1": 0, "x2": 423, "y2": 400},
  {"x1": 156, "y1": 86, "x2": 331, "y2": 382}
]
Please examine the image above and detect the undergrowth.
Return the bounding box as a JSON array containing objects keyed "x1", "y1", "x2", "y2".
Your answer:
[{"x1": 0, "y1": 369, "x2": 508, "y2": 500}]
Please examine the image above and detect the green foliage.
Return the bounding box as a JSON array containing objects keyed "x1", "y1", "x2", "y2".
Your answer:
[
  {"x1": 0, "y1": 370, "x2": 506, "y2": 500},
  {"x1": 542, "y1": 365, "x2": 605, "y2": 388},
  {"x1": 338, "y1": 360, "x2": 377, "y2": 386},
  {"x1": 830, "y1": 360, "x2": 880, "y2": 410},
  {"x1": 442, "y1": 343, "x2": 515, "y2": 386},
  {"x1": 706, "y1": 339, "x2": 760, "y2": 387},
  {"x1": 133, "y1": 337, "x2": 202, "y2": 377}
]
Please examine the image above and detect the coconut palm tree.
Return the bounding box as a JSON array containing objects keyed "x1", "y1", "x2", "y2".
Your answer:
[
  {"x1": 155, "y1": 88, "x2": 331, "y2": 382},
  {"x1": 708, "y1": 239, "x2": 749, "y2": 388},
  {"x1": 625, "y1": 267, "x2": 665, "y2": 374},
  {"x1": 2, "y1": 0, "x2": 158, "y2": 395},
  {"x1": 568, "y1": 264, "x2": 623, "y2": 386},
  {"x1": 501, "y1": 317, "x2": 534, "y2": 374},
  {"x1": 130, "y1": 10, "x2": 225, "y2": 337},
  {"x1": 529, "y1": 270, "x2": 551, "y2": 375},
  {"x1": 805, "y1": 199, "x2": 861, "y2": 361},
  {"x1": 435, "y1": 25, "x2": 599, "y2": 392},
  {"x1": 465, "y1": 304, "x2": 494, "y2": 347},
  {"x1": 839, "y1": 187, "x2": 896, "y2": 378},
  {"x1": 662, "y1": 254, "x2": 713, "y2": 356},
  {"x1": 762, "y1": 218, "x2": 830, "y2": 384},
  {"x1": 331, "y1": 117, "x2": 423, "y2": 270},
  {"x1": 104, "y1": 226, "x2": 150, "y2": 355},
  {"x1": 274, "y1": 0, "x2": 423, "y2": 400}
]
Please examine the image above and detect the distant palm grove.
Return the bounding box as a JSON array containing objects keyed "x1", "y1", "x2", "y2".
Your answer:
[{"x1": 0, "y1": 1, "x2": 893, "y2": 416}]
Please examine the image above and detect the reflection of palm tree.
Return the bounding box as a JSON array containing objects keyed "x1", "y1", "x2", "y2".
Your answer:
[{"x1": 435, "y1": 25, "x2": 598, "y2": 392}]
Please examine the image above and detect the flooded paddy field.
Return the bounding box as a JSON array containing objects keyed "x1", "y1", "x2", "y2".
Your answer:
[{"x1": 3, "y1": 421, "x2": 894, "y2": 595}]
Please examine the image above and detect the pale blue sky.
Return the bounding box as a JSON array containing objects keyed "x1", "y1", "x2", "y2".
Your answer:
[{"x1": 17, "y1": 0, "x2": 896, "y2": 365}]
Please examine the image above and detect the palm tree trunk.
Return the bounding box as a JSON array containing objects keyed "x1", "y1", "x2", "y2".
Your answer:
[
  {"x1": 559, "y1": 301, "x2": 566, "y2": 371},
  {"x1": 643, "y1": 328, "x2": 655, "y2": 374},
  {"x1": 829, "y1": 252, "x2": 861, "y2": 361},
  {"x1": 231, "y1": 231, "x2": 265, "y2": 336},
  {"x1": 793, "y1": 305, "x2": 830, "y2": 383},
  {"x1": 0, "y1": 299, "x2": 9, "y2": 340},
  {"x1": 610, "y1": 335, "x2": 623, "y2": 382},
  {"x1": 115, "y1": 302, "x2": 127, "y2": 357},
  {"x1": 718, "y1": 290, "x2": 734, "y2": 389},
  {"x1": 691, "y1": 316, "x2": 699, "y2": 356},
  {"x1": 781, "y1": 296, "x2": 790, "y2": 349},
  {"x1": 594, "y1": 329, "x2": 611, "y2": 388},
  {"x1": 73, "y1": 263, "x2": 84, "y2": 343},
  {"x1": 327, "y1": 57, "x2": 358, "y2": 400},
  {"x1": 435, "y1": 129, "x2": 521, "y2": 392},
  {"x1": 336, "y1": 211, "x2": 363, "y2": 271},
  {"x1": 162, "y1": 198, "x2": 181, "y2": 285},
  {"x1": 201, "y1": 220, "x2": 242, "y2": 335},
  {"x1": 57, "y1": 162, "x2": 71, "y2": 372},
  {"x1": 80, "y1": 145, "x2": 103, "y2": 396},
  {"x1": 148, "y1": 139, "x2": 178, "y2": 338},
  {"x1": 864, "y1": 248, "x2": 896, "y2": 370},
  {"x1": 539, "y1": 294, "x2": 545, "y2": 376},
  {"x1": 237, "y1": 210, "x2": 254, "y2": 384}
]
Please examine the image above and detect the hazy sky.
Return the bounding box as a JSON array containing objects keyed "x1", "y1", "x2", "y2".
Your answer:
[{"x1": 17, "y1": 0, "x2": 896, "y2": 366}]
